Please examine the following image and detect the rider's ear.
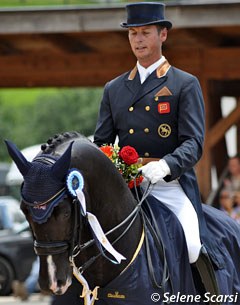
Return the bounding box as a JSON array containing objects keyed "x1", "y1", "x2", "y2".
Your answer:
[
  {"x1": 5, "y1": 140, "x2": 32, "y2": 176},
  {"x1": 51, "y1": 141, "x2": 74, "y2": 181}
]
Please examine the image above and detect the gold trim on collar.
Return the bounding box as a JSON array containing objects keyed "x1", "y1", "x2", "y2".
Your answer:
[
  {"x1": 128, "y1": 60, "x2": 171, "y2": 81},
  {"x1": 128, "y1": 66, "x2": 138, "y2": 80},
  {"x1": 156, "y1": 60, "x2": 171, "y2": 78}
]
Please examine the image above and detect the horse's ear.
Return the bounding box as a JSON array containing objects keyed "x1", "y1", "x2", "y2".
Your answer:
[
  {"x1": 4, "y1": 140, "x2": 32, "y2": 176},
  {"x1": 52, "y1": 141, "x2": 74, "y2": 181}
]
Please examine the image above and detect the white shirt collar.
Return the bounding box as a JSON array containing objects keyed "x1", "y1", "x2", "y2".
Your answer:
[{"x1": 137, "y1": 56, "x2": 166, "y2": 84}]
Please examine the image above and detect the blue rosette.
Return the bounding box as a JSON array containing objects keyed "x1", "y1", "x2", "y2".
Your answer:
[{"x1": 66, "y1": 168, "x2": 84, "y2": 197}]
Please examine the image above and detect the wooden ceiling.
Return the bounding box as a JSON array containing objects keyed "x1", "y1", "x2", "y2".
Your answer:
[
  {"x1": 0, "y1": 25, "x2": 240, "y2": 87},
  {"x1": 0, "y1": 2, "x2": 240, "y2": 88},
  {"x1": 0, "y1": 31, "x2": 133, "y2": 87},
  {"x1": 0, "y1": 3, "x2": 239, "y2": 201}
]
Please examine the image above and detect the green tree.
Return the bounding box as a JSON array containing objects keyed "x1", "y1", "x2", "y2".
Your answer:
[
  {"x1": 0, "y1": 88, "x2": 102, "y2": 161},
  {"x1": 0, "y1": 100, "x2": 30, "y2": 160},
  {"x1": 29, "y1": 88, "x2": 102, "y2": 144}
]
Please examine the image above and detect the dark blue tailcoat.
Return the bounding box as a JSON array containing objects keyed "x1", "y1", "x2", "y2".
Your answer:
[{"x1": 94, "y1": 60, "x2": 224, "y2": 267}]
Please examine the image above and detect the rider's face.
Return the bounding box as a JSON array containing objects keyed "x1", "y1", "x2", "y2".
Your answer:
[{"x1": 128, "y1": 25, "x2": 167, "y2": 68}]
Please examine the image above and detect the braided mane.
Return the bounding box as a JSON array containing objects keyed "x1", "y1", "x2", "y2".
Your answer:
[{"x1": 41, "y1": 131, "x2": 84, "y2": 154}]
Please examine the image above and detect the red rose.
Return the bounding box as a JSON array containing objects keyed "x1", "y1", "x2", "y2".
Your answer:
[
  {"x1": 100, "y1": 145, "x2": 113, "y2": 158},
  {"x1": 119, "y1": 146, "x2": 139, "y2": 165},
  {"x1": 128, "y1": 176, "x2": 144, "y2": 189}
]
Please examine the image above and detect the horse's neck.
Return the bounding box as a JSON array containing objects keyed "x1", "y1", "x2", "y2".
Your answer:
[
  {"x1": 92, "y1": 178, "x2": 139, "y2": 232},
  {"x1": 79, "y1": 182, "x2": 143, "y2": 288},
  {"x1": 69, "y1": 145, "x2": 143, "y2": 287}
]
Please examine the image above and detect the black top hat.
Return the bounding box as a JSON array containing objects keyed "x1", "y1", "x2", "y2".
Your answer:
[{"x1": 120, "y1": 2, "x2": 172, "y2": 29}]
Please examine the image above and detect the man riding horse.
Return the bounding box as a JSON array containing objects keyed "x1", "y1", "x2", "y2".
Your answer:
[
  {"x1": 94, "y1": 1, "x2": 224, "y2": 298},
  {"x1": 4, "y1": 3, "x2": 240, "y2": 305}
]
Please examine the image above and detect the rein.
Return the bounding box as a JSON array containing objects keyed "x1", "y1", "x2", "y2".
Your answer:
[
  {"x1": 73, "y1": 182, "x2": 154, "y2": 273},
  {"x1": 71, "y1": 180, "x2": 172, "y2": 296},
  {"x1": 31, "y1": 180, "x2": 151, "y2": 260},
  {"x1": 31, "y1": 178, "x2": 172, "y2": 296}
]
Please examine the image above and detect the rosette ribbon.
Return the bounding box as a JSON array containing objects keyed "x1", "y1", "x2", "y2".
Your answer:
[{"x1": 66, "y1": 169, "x2": 126, "y2": 264}]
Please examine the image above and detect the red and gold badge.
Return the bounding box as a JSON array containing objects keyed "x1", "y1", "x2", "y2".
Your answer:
[{"x1": 158, "y1": 102, "x2": 170, "y2": 114}]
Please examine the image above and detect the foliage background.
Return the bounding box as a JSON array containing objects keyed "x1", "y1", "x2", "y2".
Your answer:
[{"x1": 0, "y1": 88, "x2": 102, "y2": 161}]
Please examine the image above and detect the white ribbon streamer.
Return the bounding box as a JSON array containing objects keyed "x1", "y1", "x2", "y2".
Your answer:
[
  {"x1": 87, "y1": 212, "x2": 126, "y2": 263},
  {"x1": 76, "y1": 188, "x2": 86, "y2": 216},
  {"x1": 75, "y1": 189, "x2": 126, "y2": 264}
]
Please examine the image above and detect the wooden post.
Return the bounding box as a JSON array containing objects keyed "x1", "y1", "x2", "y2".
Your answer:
[
  {"x1": 197, "y1": 77, "x2": 212, "y2": 202},
  {"x1": 237, "y1": 98, "x2": 240, "y2": 155}
]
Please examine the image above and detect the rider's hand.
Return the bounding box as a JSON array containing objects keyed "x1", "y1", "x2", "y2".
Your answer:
[{"x1": 139, "y1": 159, "x2": 170, "y2": 184}]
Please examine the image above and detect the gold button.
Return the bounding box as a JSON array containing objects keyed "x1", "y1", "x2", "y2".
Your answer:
[
  {"x1": 129, "y1": 106, "x2": 134, "y2": 112},
  {"x1": 144, "y1": 128, "x2": 150, "y2": 133},
  {"x1": 154, "y1": 96, "x2": 159, "y2": 101},
  {"x1": 145, "y1": 106, "x2": 150, "y2": 111},
  {"x1": 144, "y1": 152, "x2": 150, "y2": 157},
  {"x1": 129, "y1": 128, "x2": 134, "y2": 134}
]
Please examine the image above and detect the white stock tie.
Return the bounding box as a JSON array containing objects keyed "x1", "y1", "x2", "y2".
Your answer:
[{"x1": 141, "y1": 71, "x2": 150, "y2": 84}]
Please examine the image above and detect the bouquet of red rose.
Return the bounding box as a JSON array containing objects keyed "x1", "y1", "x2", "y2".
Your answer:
[{"x1": 100, "y1": 144, "x2": 144, "y2": 189}]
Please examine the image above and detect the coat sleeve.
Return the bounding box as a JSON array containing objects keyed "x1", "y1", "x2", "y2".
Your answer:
[
  {"x1": 163, "y1": 76, "x2": 205, "y2": 181},
  {"x1": 94, "y1": 82, "x2": 117, "y2": 147}
]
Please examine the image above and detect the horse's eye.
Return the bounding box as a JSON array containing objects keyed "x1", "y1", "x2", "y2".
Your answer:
[
  {"x1": 63, "y1": 211, "x2": 70, "y2": 218},
  {"x1": 62, "y1": 209, "x2": 71, "y2": 219}
]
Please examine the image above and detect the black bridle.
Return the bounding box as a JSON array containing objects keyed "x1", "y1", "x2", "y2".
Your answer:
[
  {"x1": 30, "y1": 182, "x2": 146, "y2": 266},
  {"x1": 28, "y1": 184, "x2": 142, "y2": 263},
  {"x1": 23, "y1": 156, "x2": 143, "y2": 265},
  {"x1": 21, "y1": 155, "x2": 83, "y2": 258},
  {"x1": 23, "y1": 156, "x2": 172, "y2": 294}
]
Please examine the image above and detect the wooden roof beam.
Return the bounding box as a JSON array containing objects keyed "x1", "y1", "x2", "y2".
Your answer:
[{"x1": 207, "y1": 104, "x2": 240, "y2": 148}]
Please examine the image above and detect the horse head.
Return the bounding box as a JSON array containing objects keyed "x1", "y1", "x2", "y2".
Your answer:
[{"x1": 5, "y1": 132, "x2": 141, "y2": 296}]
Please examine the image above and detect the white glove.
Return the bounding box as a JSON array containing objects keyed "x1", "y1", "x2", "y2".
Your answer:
[{"x1": 139, "y1": 159, "x2": 171, "y2": 184}]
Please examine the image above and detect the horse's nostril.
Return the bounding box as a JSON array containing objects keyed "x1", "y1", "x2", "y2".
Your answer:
[
  {"x1": 55, "y1": 288, "x2": 64, "y2": 295},
  {"x1": 57, "y1": 279, "x2": 65, "y2": 287}
]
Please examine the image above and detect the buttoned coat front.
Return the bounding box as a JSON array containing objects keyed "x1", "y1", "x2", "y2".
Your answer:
[{"x1": 94, "y1": 60, "x2": 223, "y2": 268}]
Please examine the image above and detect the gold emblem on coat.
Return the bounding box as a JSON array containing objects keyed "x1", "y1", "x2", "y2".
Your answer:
[
  {"x1": 107, "y1": 291, "x2": 126, "y2": 299},
  {"x1": 158, "y1": 124, "x2": 171, "y2": 138}
]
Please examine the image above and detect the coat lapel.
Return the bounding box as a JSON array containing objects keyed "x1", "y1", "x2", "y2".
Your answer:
[
  {"x1": 124, "y1": 60, "x2": 171, "y2": 107},
  {"x1": 125, "y1": 66, "x2": 141, "y2": 95}
]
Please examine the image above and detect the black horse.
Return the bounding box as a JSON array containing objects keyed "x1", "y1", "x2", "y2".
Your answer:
[{"x1": 5, "y1": 132, "x2": 240, "y2": 305}]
